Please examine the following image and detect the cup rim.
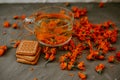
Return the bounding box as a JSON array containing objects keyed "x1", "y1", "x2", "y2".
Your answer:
[
  {"x1": 32, "y1": 6, "x2": 74, "y2": 28},
  {"x1": 35, "y1": 6, "x2": 74, "y2": 20}
]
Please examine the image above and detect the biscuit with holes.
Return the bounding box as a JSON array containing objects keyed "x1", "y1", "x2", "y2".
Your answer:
[
  {"x1": 16, "y1": 40, "x2": 39, "y2": 56},
  {"x1": 16, "y1": 47, "x2": 41, "y2": 62},
  {"x1": 17, "y1": 54, "x2": 40, "y2": 65}
]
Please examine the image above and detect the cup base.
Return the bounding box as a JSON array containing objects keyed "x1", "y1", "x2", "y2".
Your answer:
[{"x1": 38, "y1": 36, "x2": 72, "y2": 47}]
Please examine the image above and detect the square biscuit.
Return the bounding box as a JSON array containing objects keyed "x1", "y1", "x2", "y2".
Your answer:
[
  {"x1": 17, "y1": 54, "x2": 40, "y2": 65},
  {"x1": 16, "y1": 40, "x2": 39, "y2": 56},
  {"x1": 16, "y1": 47, "x2": 41, "y2": 62}
]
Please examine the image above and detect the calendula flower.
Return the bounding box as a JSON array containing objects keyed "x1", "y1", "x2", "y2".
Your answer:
[
  {"x1": 60, "y1": 62, "x2": 67, "y2": 70},
  {"x1": 44, "y1": 53, "x2": 50, "y2": 60},
  {"x1": 77, "y1": 61, "x2": 85, "y2": 70},
  {"x1": 95, "y1": 63, "x2": 105, "y2": 74},
  {"x1": 67, "y1": 62, "x2": 74, "y2": 70},
  {"x1": 86, "y1": 54, "x2": 94, "y2": 60},
  {"x1": 116, "y1": 51, "x2": 120, "y2": 61},
  {"x1": 78, "y1": 72, "x2": 87, "y2": 80},
  {"x1": 108, "y1": 55, "x2": 115, "y2": 63},
  {"x1": 59, "y1": 55, "x2": 67, "y2": 63},
  {"x1": 50, "y1": 48, "x2": 56, "y2": 55}
]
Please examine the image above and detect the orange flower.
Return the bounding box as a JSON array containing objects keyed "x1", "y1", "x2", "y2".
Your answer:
[
  {"x1": 0, "y1": 48, "x2": 5, "y2": 56},
  {"x1": 13, "y1": 40, "x2": 21, "y2": 48},
  {"x1": 95, "y1": 63, "x2": 105, "y2": 74},
  {"x1": 71, "y1": 6, "x2": 78, "y2": 12},
  {"x1": 0, "y1": 45, "x2": 7, "y2": 51},
  {"x1": 50, "y1": 48, "x2": 56, "y2": 55},
  {"x1": 3, "y1": 21, "x2": 10, "y2": 28},
  {"x1": 74, "y1": 12, "x2": 80, "y2": 18},
  {"x1": 92, "y1": 50, "x2": 99, "y2": 57},
  {"x1": 54, "y1": 27, "x2": 65, "y2": 34},
  {"x1": 116, "y1": 51, "x2": 120, "y2": 61},
  {"x1": 98, "y1": 55, "x2": 105, "y2": 60},
  {"x1": 65, "y1": 52, "x2": 71, "y2": 57},
  {"x1": 48, "y1": 20, "x2": 56, "y2": 30},
  {"x1": 86, "y1": 54, "x2": 94, "y2": 60},
  {"x1": 49, "y1": 54, "x2": 55, "y2": 61},
  {"x1": 42, "y1": 46, "x2": 49, "y2": 53},
  {"x1": 59, "y1": 55, "x2": 67, "y2": 63},
  {"x1": 67, "y1": 62, "x2": 74, "y2": 70},
  {"x1": 21, "y1": 14, "x2": 26, "y2": 20},
  {"x1": 87, "y1": 40, "x2": 92, "y2": 49},
  {"x1": 36, "y1": 34, "x2": 45, "y2": 41},
  {"x1": 63, "y1": 45, "x2": 69, "y2": 50},
  {"x1": 108, "y1": 55, "x2": 115, "y2": 63},
  {"x1": 13, "y1": 15, "x2": 19, "y2": 19},
  {"x1": 99, "y1": 41, "x2": 109, "y2": 54},
  {"x1": 44, "y1": 53, "x2": 50, "y2": 60},
  {"x1": 69, "y1": 39, "x2": 76, "y2": 49},
  {"x1": 78, "y1": 72, "x2": 87, "y2": 80},
  {"x1": 60, "y1": 62, "x2": 67, "y2": 70},
  {"x1": 44, "y1": 54, "x2": 55, "y2": 66},
  {"x1": 99, "y1": 2, "x2": 104, "y2": 8},
  {"x1": 12, "y1": 23, "x2": 18, "y2": 29},
  {"x1": 77, "y1": 61, "x2": 85, "y2": 70}
]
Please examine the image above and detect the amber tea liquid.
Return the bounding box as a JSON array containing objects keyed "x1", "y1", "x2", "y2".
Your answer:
[{"x1": 35, "y1": 14, "x2": 73, "y2": 46}]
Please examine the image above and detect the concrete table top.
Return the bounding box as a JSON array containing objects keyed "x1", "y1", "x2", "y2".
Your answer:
[{"x1": 0, "y1": 3, "x2": 120, "y2": 80}]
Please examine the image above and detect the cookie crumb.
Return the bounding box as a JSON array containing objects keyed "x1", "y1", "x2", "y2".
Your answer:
[
  {"x1": 69, "y1": 73, "x2": 74, "y2": 77},
  {"x1": 29, "y1": 67, "x2": 34, "y2": 71}
]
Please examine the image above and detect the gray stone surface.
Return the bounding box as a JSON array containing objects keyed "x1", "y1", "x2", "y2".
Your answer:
[{"x1": 0, "y1": 3, "x2": 120, "y2": 80}]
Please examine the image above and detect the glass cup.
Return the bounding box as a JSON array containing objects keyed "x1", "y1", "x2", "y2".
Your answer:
[{"x1": 24, "y1": 6, "x2": 74, "y2": 47}]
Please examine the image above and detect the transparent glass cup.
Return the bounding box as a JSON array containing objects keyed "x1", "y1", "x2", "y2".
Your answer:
[{"x1": 24, "y1": 6, "x2": 74, "y2": 47}]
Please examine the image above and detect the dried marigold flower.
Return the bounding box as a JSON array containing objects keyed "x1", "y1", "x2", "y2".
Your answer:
[
  {"x1": 95, "y1": 63, "x2": 105, "y2": 74},
  {"x1": 21, "y1": 14, "x2": 26, "y2": 20},
  {"x1": 42, "y1": 46, "x2": 49, "y2": 53},
  {"x1": 3, "y1": 21, "x2": 10, "y2": 28},
  {"x1": 78, "y1": 72, "x2": 87, "y2": 80},
  {"x1": 71, "y1": 6, "x2": 78, "y2": 12},
  {"x1": 67, "y1": 61, "x2": 74, "y2": 70},
  {"x1": 0, "y1": 45, "x2": 7, "y2": 51},
  {"x1": 44, "y1": 54, "x2": 55, "y2": 66},
  {"x1": 86, "y1": 54, "x2": 94, "y2": 60},
  {"x1": 59, "y1": 55, "x2": 67, "y2": 63},
  {"x1": 13, "y1": 15, "x2": 19, "y2": 19},
  {"x1": 49, "y1": 54, "x2": 55, "y2": 61},
  {"x1": 116, "y1": 51, "x2": 120, "y2": 61},
  {"x1": 50, "y1": 48, "x2": 56, "y2": 55},
  {"x1": 12, "y1": 23, "x2": 18, "y2": 29},
  {"x1": 99, "y1": 2, "x2": 104, "y2": 8},
  {"x1": 108, "y1": 55, "x2": 115, "y2": 63},
  {"x1": 97, "y1": 55, "x2": 105, "y2": 60},
  {"x1": 0, "y1": 48, "x2": 5, "y2": 56},
  {"x1": 77, "y1": 61, "x2": 85, "y2": 70},
  {"x1": 13, "y1": 40, "x2": 21, "y2": 48},
  {"x1": 44, "y1": 53, "x2": 50, "y2": 60},
  {"x1": 60, "y1": 62, "x2": 67, "y2": 70}
]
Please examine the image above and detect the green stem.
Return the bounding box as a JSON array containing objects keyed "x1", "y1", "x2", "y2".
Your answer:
[
  {"x1": 44, "y1": 59, "x2": 51, "y2": 67},
  {"x1": 98, "y1": 70, "x2": 102, "y2": 74}
]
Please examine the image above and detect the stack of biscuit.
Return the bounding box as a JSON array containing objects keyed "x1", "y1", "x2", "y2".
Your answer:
[{"x1": 16, "y1": 40, "x2": 41, "y2": 65}]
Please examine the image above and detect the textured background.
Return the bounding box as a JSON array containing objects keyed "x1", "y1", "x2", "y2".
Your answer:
[{"x1": 0, "y1": 3, "x2": 120, "y2": 80}]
